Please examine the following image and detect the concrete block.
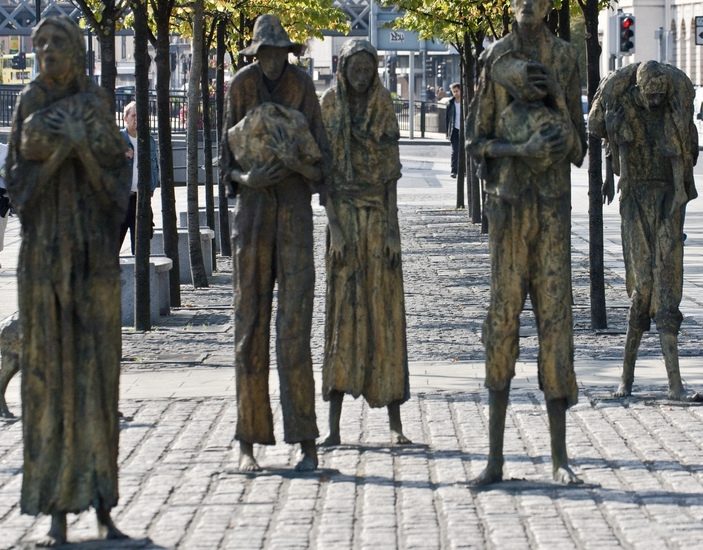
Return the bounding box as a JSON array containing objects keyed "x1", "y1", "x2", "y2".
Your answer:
[
  {"x1": 151, "y1": 255, "x2": 173, "y2": 315},
  {"x1": 120, "y1": 257, "x2": 159, "y2": 327},
  {"x1": 178, "y1": 208, "x2": 233, "y2": 252},
  {"x1": 151, "y1": 228, "x2": 215, "y2": 284}
]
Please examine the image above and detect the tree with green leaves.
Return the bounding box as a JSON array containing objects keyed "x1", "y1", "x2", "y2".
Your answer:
[
  {"x1": 390, "y1": 0, "x2": 612, "y2": 328},
  {"x1": 72, "y1": 0, "x2": 130, "y2": 108},
  {"x1": 383, "y1": 1, "x2": 509, "y2": 219},
  {"x1": 171, "y1": 0, "x2": 348, "y2": 259}
]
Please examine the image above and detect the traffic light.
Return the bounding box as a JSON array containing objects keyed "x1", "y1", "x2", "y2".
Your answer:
[
  {"x1": 618, "y1": 13, "x2": 635, "y2": 54},
  {"x1": 388, "y1": 55, "x2": 396, "y2": 75},
  {"x1": 437, "y1": 63, "x2": 443, "y2": 79},
  {"x1": 332, "y1": 55, "x2": 338, "y2": 74}
]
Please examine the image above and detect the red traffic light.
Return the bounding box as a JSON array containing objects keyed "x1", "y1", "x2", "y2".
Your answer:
[{"x1": 618, "y1": 14, "x2": 636, "y2": 54}]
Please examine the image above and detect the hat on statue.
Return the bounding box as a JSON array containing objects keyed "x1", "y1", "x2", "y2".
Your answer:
[{"x1": 240, "y1": 14, "x2": 304, "y2": 57}]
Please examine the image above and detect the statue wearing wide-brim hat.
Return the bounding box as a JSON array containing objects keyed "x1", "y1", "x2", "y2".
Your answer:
[{"x1": 240, "y1": 14, "x2": 305, "y2": 57}]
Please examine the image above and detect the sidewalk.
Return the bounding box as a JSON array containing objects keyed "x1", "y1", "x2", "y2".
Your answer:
[{"x1": 2, "y1": 144, "x2": 703, "y2": 548}]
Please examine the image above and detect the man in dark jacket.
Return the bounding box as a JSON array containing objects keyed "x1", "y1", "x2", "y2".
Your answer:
[
  {"x1": 446, "y1": 83, "x2": 461, "y2": 177},
  {"x1": 120, "y1": 100, "x2": 159, "y2": 254}
]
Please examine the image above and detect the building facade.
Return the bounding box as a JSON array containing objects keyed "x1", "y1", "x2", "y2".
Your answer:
[{"x1": 600, "y1": 0, "x2": 703, "y2": 86}]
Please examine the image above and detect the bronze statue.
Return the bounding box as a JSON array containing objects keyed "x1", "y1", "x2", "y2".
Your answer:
[
  {"x1": 319, "y1": 39, "x2": 411, "y2": 446},
  {"x1": 589, "y1": 60, "x2": 698, "y2": 400},
  {"x1": 466, "y1": 0, "x2": 587, "y2": 485},
  {"x1": 220, "y1": 14, "x2": 340, "y2": 472},
  {"x1": 0, "y1": 314, "x2": 20, "y2": 418},
  {"x1": 5, "y1": 16, "x2": 130, "y2": 545}
]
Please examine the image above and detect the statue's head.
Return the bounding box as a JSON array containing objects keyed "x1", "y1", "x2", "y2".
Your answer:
[
  {"x1": 636, "y1": 60, "x2": 669, "y2": 109},
  {"x1": 32, "y1": 16, "x2": 85, "y2": 85},
  {"x1": 338, "y1": 39, "x2": 378, "y2": 95},
  {"x1": 511, "y1": 0, "x2": 553, "y2": 27},
  {"x1": 240, "y1": 14, "x2": 303, "y2": 81}
]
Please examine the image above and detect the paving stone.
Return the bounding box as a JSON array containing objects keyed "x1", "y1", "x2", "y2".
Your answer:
[{"x1": 4, "y1": 147, "x2": 703, "y2": 548}]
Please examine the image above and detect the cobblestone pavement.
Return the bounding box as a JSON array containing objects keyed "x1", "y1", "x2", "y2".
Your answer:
[{"x1": 2, "y1": 144, "x2": 703, "y2": 548}]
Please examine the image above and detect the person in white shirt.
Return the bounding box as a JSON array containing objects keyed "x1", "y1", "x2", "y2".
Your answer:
[
  {"x1": 445, "y1": 83, "x2": 462, "y2": 178},
  {"x1": 119, "y1": 101, "x2": 159, "y2": 254}
]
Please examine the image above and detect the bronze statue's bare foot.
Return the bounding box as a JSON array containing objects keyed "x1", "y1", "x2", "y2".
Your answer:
[
  {"x1": 387, "y1": 402, "x2": 410, "y2": 445},
  {"x1": 97, "y1": 508, "x2": 128, "y2": 540},
  {"x1": 37, "y1": 514, "x2": 66, "y2": 547},
  {"x1": 553, "y1": 464, "x2": 583, "y2": 485},
  {"x1": 295, "y1": 440, "x2": 318, "y2": 471},
  {"x1": 668, "y1": 385, "x2": 685, "y2": 401},
  {"x1": 613, "y1": 382, "x2": 632, "y2": 398},
  {"x1": 36, "y1": 535, "x2": 66, "y2": 547},
  {"x1": 470, "y1": 463, "x2": 503, "y2": 486},
  {"x1": 320, "y1": 433, "x2": 341, "y2": 447},
  {"x1": 238, "y1": 453, "x2": 262, "y2": 472},
  {"x1": 295, "y1": 454, "x2": 318, "y2": 471},
  {"x1": 238, "y1": 441, "x2": 261, "y2": 472},
  {"x1": 390, "y1": 430, "x2": 412, "y2": 445}
]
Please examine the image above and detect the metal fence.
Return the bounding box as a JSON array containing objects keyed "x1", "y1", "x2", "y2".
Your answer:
[
  {"x1": 0, "y1": 85, "x2": 441, "y2": 136},
  {"x1": 0, "y1": 86, "x2": 213, "y2": 133},
  {"x1": 394, "y1": 100, "x2": 441, "y2": 137},
  {"x1": 113, "y1": 92, "x2": 218, "y2": 133}
]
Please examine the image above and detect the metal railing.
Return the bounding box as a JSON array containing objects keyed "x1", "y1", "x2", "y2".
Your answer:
[
  {"x1": 0, "y1": 85, "x2": 442, "y2": 137},
  {"x1": 0, "y1": 86, "x2": 216, "y2": 133},
  {"x1": 393, "y1": 100, "x2": 442, "y2": 137}
]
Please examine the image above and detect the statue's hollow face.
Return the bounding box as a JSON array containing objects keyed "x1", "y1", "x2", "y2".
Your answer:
[
  {"x1": 345, "y1": 51, "x2": 376, "y2": 95},
  {"x1": 34, "y1": 24, "x2": 73, "y2": 80},
  {"x1": 257, "y1": 46, "x2": 288, "y2": 81},
  {"x1": 512, "y1": 0, "x2": 552, "y2": 27},
  {"x1": 637, "y1": 75, "x2": 667, "y2": 109}
]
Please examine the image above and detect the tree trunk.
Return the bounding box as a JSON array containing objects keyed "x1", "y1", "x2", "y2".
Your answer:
[
  {"x1": 201, "y1": 26, "x2": 216, "y2": 270},
  {"x1": 71, "y1": 0, "x2": 122, "y2": 111},
  {"x1": 559, "y1": 0, "x2": 570, "y2": 41},
  {"x1": 133, "y1": 0, "x2": 152, "y2": 330},
  {"x1": 153, "y1": 0, "x2": 182, "y2": 307},
  {"x1": 546, "y1": 8, "x2": 559, "y2": 35},
  {"x1": 464, "y1": 32, "x2": 481, "y2": 224},
  {"x1": 186, "y1": 0, "x2": 208, "y2": 288},
  {"x1": 216, "y1": 17, "x2": 231, "y2": 257},
  {"x1": 582, "y1": 0, "x2": 607, "y2": 328},
  {"x1": 98, "y1": 24, "x2": 117, "y2": 109},
  {"x1": 468, "y1": 32, "x2": 487, "y2": 232}
]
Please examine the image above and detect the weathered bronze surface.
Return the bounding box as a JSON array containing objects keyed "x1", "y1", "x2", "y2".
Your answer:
[
  {"x1": 466, "y1": 0, "x2": 586, "y2": 485},
  {"x1": 4, "y1": 16, "x2": 130, "y2": 545},
  {"x1": 220, "y1": 14, "x2": 329, "y2": 472},
  {"x1": 319, "y1": 39, "x2": 411, "y2": 446},
  {"x1": 0, "y1": 314, "x2": 19, "y2": 418},
  {"x1": 589, "y1": 60, "x2": 698, "y2": 400}
]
